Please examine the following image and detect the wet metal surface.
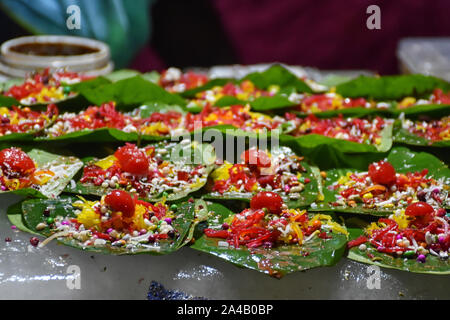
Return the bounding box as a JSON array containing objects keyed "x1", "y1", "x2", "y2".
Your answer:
[{"x1": 0, "y1": 194, "x2": 449, "y2": 299}]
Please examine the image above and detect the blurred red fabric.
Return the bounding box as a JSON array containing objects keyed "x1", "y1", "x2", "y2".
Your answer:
[{"x1": 132, "y1": 0, "x2": 450, "y2": 74}]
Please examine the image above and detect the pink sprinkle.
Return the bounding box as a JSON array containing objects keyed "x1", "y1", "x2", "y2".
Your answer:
[
  {"x1": 284, "y1": 185, "x2": 290, "y2": 192},
  {"x1": 10, "y1": 226, "x2": 16, "y2": 230},
  {"x1": 107, "y1": 228, "x2": 113, "y2": 233},
  {"x1": 61, "y1": 221, "x2": 70, "y2": 225},
  {"x1": 396, "y1": 235, "x2": 402, "y2": 240}
]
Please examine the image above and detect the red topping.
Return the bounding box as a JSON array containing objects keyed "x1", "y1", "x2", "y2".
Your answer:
[
  {"x1": 241, "y1": 148, "x2": 271, "y2": 167},
  {"x1": 0, "y1": 148, "x2": 36, "y2": 177},
  {"x1": 114, "y1": 144, "x2": 149, "y2": 176},
  {"x1": 405, "y1": 202, "x2": 434, "y2": 217},
  {"x1": 347, "y1": 236, "x2": 368, "y2": 248},
  {"x1": 250, "y1": 191, "x2": 284, "y2": 215},
  {"x1": 104, "y1": 190, "x2": 135, "y2": 218},
  {"x1": 368, "y1": 160, "x2": 396, "y2": 185}
]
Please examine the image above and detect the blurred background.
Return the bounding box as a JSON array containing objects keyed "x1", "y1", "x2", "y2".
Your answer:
[{"x1": 0, "y1": 0, "x2": 449, "y2": 75}]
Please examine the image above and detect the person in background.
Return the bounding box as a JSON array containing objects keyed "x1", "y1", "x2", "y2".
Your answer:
[{"x1": 1, "y1": 0, "x2": 450, "y2": 74}]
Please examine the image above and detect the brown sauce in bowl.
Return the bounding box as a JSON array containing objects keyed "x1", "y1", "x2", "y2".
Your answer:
[{"x1": 10, "y1": 43, "x2": 99, "y2": 56}]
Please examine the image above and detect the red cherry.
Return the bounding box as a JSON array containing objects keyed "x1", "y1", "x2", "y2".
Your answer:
[
  {"x1": 104, "y1": 190, "x2": 135, "y2": 218},
  {"x1": 368, "y1": 161, "x2": 396, "y2": 185},
  {"x1": 241, "y1": 148, "x2": 271, "y2": 167},
  {"x1": 250, "y1": 191, "x2": 284, "y2": 215},
  {"x1": 405, "y1": 202, "x2": 434, "y2": 217},
  {"x1": 0, "y1": 148, "x2": 35, "y2": 176},
  {"x1": 114, "y1": 144, "x2": 149, "y2": 176}
]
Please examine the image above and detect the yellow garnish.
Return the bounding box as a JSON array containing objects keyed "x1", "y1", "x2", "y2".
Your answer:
[
  {"x1": 130, "y1": 204, "x2": 147, "y2": 230},
  {"x1": 32, "y1": 170, "x2": 55, "y2": 185},
  {"x1": 309, "y1": 214, "x2": 349, "y2": 237},
  {"x1": 73, "y1": 197, "x2": 101, "y2": 228},
  {"x1": 390, "y1": 209, "x2": 410, "y2": 230},
  {"x1": 94, "y1": 155, "x2": 117, "y2": 170},
  {"x1": 0, "y1": 107, "x2": 9, "y2": 116},
  {"x1": 211, "y1": 162, "x2": 233, "y2": 181}
]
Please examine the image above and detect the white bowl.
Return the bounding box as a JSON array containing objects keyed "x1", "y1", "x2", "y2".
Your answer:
[{"x1": 0, "y1": 35, "x2": 113, "y2": 78}]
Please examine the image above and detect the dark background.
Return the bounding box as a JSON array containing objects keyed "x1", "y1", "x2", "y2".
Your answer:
[{"x1": 2, "y1": 0, "x2": 450, "y2": 74}]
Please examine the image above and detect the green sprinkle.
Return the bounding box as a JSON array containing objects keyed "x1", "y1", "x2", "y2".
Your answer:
[
  {"x1": 63, "y1": 86, "x2": 71, "y2": 94},
  {"x1": 170, "y1": 204, "x2": 178, "y2": 211},
  {"x1": 403, "y1": 250, "x2": 416, "y2": 258},
  {"x1": 46, "y1": 217, "x2": 54, "y2": 224},
  {"x1": 162, "y1": 192, "x2": 169, "y2": 198}
]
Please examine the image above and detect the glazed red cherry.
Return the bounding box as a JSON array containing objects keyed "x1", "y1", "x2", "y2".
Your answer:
[
  {"x1": 250, "y1": 191, "x2": 283, "y2": 215},
  {"x1": 104, "y1": 190, "x2": 135, "y2": 218},
  {"x1": 0, "y1": 148, "x2": 35, "y2": 177},
  {"x1": 114, "y1": 144, "x2": 149, "y2": 176},
  {"x1": 241, "y1": 148, "x2": 271, "y2": 167},
  {"x1": 368, "y1": 161, "x2": 396, "y2": 185},
  {"x1": 405, "y1": 202, "x2": 434, "y2": 217}
]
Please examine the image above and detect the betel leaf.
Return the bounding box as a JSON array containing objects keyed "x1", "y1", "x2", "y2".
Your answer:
[
  {"x1": 242, "y1": 64, "x2": 314, "y2": 93},
  {"x1": 181, "y1": 78, "x2": 234, "y2": 98},
  {"x1": 0, "y1": 78, "x2": 23, "y2": 93},
  {"x1": 0, "y1": 95, "x2": 20, "y2": 107},
  {"x1": 0, "y1": 149, "x2": 83, "y2": 199},
  {"x1": 348, "y1": 239, "x2": 450, "y2": 274},
  {"x1": 36, "y1": 127, "x2": 140, "y2": 143},
  {"x1": 102, "y1": 70, "x2": 160, "y2": 84},
  {"x1": 181, "y1": 65, "x2": 314, "y2": 99},
  {"x1": 293, "y1": 121, "x2": 393, "y2": 153},
  {"x1": 69, "y1": 77, "x2": 112, "y2": 93},
  {"x1": 6, "y1": 200, "x2": 41, "y2": 236},
  {"x1": 65, "y1": 141, "x2": 215, "y2": 202},
  {"x1": 293, "y1": 106, "x2": 393, "y2": 119},
  {"x1": 391, "y1": 103, "x2": 450, "y2": 118},
  {"x1": 190, "y1": 202, "x2": 348, "y2": 278},
  {"x1": 248, "y1": 95, "x2": 297, "y2": 112},
  {"x1": 0, "y1": 132, "x2": 35, "y2": 142},
  {"x1": 14, "y1": 196, "x2": 196, "y2": 255},
  {"x1": 313, "y1": 146, "x2": 450, "y2": 216},
  {"x1": 203, "y1": 148, "x2": 320, "y2": 209},
  {"x1": 77, "y1": 76, "x2": 187, "y2": 111},
  {"x1": 336, "y1": 74, "x2": 450, "y2": 100},
  {"x1": 393, "y1": 122, "x2": 450, "y2": 149},
  {"x1": 138, "y1": 101, "x2": 186, "y2": 118}
]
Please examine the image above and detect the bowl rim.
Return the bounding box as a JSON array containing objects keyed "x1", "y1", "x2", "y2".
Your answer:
[{"x1": 1, "y1": 35, "x2": 110, "y2": 68}]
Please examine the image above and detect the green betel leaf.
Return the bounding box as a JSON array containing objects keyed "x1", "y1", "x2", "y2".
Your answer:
[
  {"x1": 77, "y1": 76, "x2": 186, "y2": 111},
  {"x1": 0, "y1": 149, "x2": 83, "y2": 198},
  {"x1": 102, "y1": 70, "x2": 160, "y2": 84},
  {"x1": 190, "y1": 202, "x2": 348, "y2": 278},
  {"x1": 248, "y1": 95, "x2": 297, "y2": 112},
  {"x1": 0, "y1": 95, "x2": 20, "y2": 107},
  {"x1": 65, "y1": 141, "x2": 215, "y2": 202},
  {"x1": 181, "y1": 78, "x2": 234, "y2": 98},
  {"x1": 138, "y1": 102, "x2": 186, "y2": 118},
  {"x1": 103, "y1": 69, "x2": 142, "y2": 82},
  {"x1": 7, "y1": 200, "x2": 41, "y2": 236},
  {"x1": 336, "y1": 74, "x2": 450, "y2": 100},
  {"x1": 348, "y1": 241, "x2": 450, "y2": 274},
  {"x1": 314, "y1": 147, "x2": 450, "y2": 216},
  {"x1": 0, "y1": 132, "x2": 35, "y2": 142},
  {"x1": 293, "y1": 106, "x2": 393, "y2": 119},
  {"x1": 294, "y1": 121, "x2": 393, "y2": 153},
  {"x1": 392, "y1": 104, "x2": 450, "y2": 118},
  {"x1": 393, "y1": 119, "x2": 450, "y2": 148},
  {"x1": 69, "y1": 77, "x2": 112, "y2": 93},
  {"x1": 36, "y1": 128, "x2": 140, "y2": 143},
  {"x1": 14, "y1": 196, "x2": 195, "y2": 255},
  {"x1": 242, "y1": 64, "x2": 314, "y2": 93},
  {"x1": 203, "y1": 146, "x2": 320, "y2": 208}
]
